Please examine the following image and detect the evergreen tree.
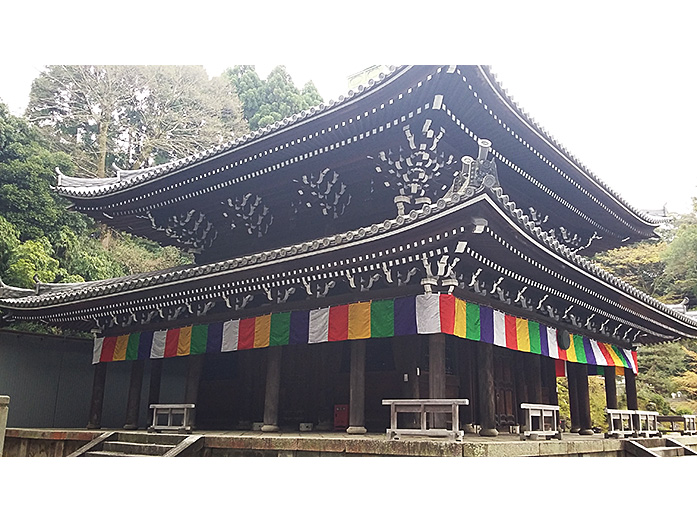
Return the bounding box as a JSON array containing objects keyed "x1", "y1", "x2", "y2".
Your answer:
[{"x1": 224, "y1": 65, "x2": 323, "y2": 130}]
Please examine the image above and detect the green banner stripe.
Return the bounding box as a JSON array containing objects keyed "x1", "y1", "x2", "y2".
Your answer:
[
  {"x1": 126, "y1": 332, "x2": 140, "y2": 361},
  {"x1": 190, "y1": 324, "x2": 208, "y2": 355},
  {"x1": 371, "y1": 299, "x2": 394, "y2": 338},
  {"x1": 529, "y1": 321, "x2": 542, "y2": 354},
  {"x1": 270, "y1": 312, "x2": 291, "y2": 346},
  {"x1": 572, "y1": 335, "x2": 587, "y2": 364},
  {"x1": 466, "y1": 302, "x2": 480, "y2": 341}
]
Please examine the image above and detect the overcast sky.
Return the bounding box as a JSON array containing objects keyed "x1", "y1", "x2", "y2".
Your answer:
[{"x1": 2, "y1": 2, "x2": 695, "y2": 216}]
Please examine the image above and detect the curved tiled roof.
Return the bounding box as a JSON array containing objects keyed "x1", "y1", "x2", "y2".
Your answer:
[
  {"x1": 3, "y1": 186, "x2": 696, "y2": 340},
  {"x1": 56, "y1": 66, "x2": 405, "y2": 198}
]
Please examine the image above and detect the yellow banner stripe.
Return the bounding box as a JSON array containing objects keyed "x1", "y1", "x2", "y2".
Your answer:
[
  {"x1": 177, "y1": 326, "x2": 192, "y2": 356},
  {"x1": 348, "y1": 302, "x2": 371, "y2": 339},
  {"x1": 254, "y1": 315, "x2": 271, "y2": 348}
]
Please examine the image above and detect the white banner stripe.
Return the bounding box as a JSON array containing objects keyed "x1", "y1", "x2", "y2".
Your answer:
[
  {"x1": 546, "y1": 326, "x2": 559, "y2": 359},
  {"x1": 222, "y1": 319, "x2": 239, "y2": 352},
  {"x1": 493, "y1": 310, "x2": 506, "y2": 347},
  {"x1": 589, "y1": 340, "x2": 608, "y2": 366},
  {"x1": 309, "y1": 308, "x2": 330, "y2": 344},
  {"x1": 623, "y1": 348, "x2": 637, "y2": 373},
  {"x1": 416, "y1": 294, "x2": 440, "y2": 334},
  {"x1": 92, "y1": 338, "x2": 104, "y2": 364},
  {"x1": 151, "y1": 331, "x2": 167, "y2": 358}
]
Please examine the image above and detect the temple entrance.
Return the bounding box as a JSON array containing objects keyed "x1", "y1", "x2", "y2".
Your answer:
[{"x1": 494, "y1": 348, "x2": 517, "y2": 431}]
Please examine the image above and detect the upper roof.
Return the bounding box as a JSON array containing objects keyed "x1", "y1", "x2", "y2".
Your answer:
[{"x1": 54, "y1": 65, "x2": 664, "y2": 262}]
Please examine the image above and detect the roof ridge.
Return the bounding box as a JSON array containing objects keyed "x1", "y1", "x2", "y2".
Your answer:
[{"x1": 56, "y1": 65, "x2": 405, "y2": 196}]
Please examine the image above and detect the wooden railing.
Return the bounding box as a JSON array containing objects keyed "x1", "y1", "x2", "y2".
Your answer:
[
  {"x1": 519, "y1": 403, "x2": 561, "y2": 440},
  {"x1": 382, "y1": 399, "x2": 469, "y2": 441}
]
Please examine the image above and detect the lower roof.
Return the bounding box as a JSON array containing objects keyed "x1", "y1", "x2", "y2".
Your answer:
[{"x1": 2, "y1": 183, "x2": 695, "y2": 347}]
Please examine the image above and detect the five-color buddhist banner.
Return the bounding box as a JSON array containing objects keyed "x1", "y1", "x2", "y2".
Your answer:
[{"x1": 93, "y1": 294, "x2": 638, "y2": 374}]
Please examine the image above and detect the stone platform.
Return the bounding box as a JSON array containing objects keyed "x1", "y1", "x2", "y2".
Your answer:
[{"x1": 6, "y1": 427, "x2": 697, "y2": 457}]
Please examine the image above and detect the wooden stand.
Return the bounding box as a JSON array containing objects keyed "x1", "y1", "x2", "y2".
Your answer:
[{"x1": 382, "y1": 398, "x2": 469, "y2": 441}]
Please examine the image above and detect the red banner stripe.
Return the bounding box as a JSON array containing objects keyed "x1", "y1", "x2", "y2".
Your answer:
[
  {"x1": 329, "y1": 304, "x2": 349, "y2": 341},
  {"x1": 238, "y1": 317, "x2": 256, "y2": 349},
  {"x1": 164, "y1": 329, "x2": 180, "y2": 358},
  {"x1": 439, "y1": 294, "x2": 456, "y2": 335},
  {"x1": 505, "y1": 314, "x2": 518, "y2": 350}
]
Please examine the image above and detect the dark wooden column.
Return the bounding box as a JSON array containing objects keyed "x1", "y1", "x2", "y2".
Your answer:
[
  {"x1": 625, "y1": 370, "x2": 638, "y2": 410},
  {"x1": 604, "y1": 366, "x2": 618, "y2": 410},
  {"x1": 567, "y1": 363, "x2": 581, "y2": 433},
  {"x1": 514, "y1": 352, "x2": 528, "y2": 426},
  {"x1": 262, "y1": 346, "x2": 282, "y2": 432},
  {"x1": 458, "y1": 339, "x2": 476, "y2": 432},
  {"x1": 476, "y1": 342, "x2": 498, "y2": 437},
  {"x1": 429, "y1": 334, "x2": 446, "y2": 428},
  {"x1": 184, "y1": 354, "x2": 205, "y2": 428},
  {"x1": 147, "y1": 359, "x2": 163, "y2": 426},
  {"x1": 347, "y1": 339, "x2": 367, "y2": 434},
  {"x1": 87, "y1": 363, "x2": 107, "y2": 429},
  {"x1": 574, "y1": 363, "x2": 594, "y2": 435},
  {"x1": 525, "y1": 354, "x2": 543, "y2": 404},
  {"x1": 543, "y1": 357, "x2": 559, "y2": 406},
  {"x1": 123, "y1": 359, "x2": 145, "y2": 430}
]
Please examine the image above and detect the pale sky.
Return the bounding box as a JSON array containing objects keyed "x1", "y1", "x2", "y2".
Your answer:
[{"x1": 2, "y1": 2, "x2": 695, "y2": 216}]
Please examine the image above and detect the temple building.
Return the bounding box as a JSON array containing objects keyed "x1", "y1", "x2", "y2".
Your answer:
[{"x1": 2, "y1": 65, "x2": 696, "y2": 436}]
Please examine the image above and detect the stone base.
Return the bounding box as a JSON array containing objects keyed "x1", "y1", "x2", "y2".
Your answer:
[
  {"x1": 479, "y1": 428, "x2": 499, "y2": 437},
  {"x1": 463, "y1": 423, "x2": 477, "y2": 434},
  {"x1": 346, "y1": 426, "x2": 367, "y2": 434},
  {"x1": 123, "y1": 424, "x2": 138, "y2": 430},
  {"x1": 261, "y1": 424, "x2": 279, "y2": 432},
  {"x1": 579, "y1": 428, "x2": 595, "y2": 436}
]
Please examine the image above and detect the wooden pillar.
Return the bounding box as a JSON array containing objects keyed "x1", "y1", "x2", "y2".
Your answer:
[
  {"x1": 476, "y1": 342, "x2": 498, "y2": 437},
  {"x1": 87, "y1": 363, "x2": 107, "y2": 429},
  {"x1": 347, "y1": 339, "x2": 367, "y2": 434},
  {"x1": 525, "y1": 354, "x2": 543, "y2": 404},
  {"x1": 262, "y1": 346, "x2": 282, "y2": 432},
  {"x1": 184, "y1": 354, "x2": 204, "y2": 428},
  {"x1": 429, "y1": 334, "x2": 446, "y2": 428},
  {"x1": 604, "y1": 366, "x2": 618, "y2": 410},
  {"x1": 575, "y1": 363, "x2": 594, "y2": 435},
  {"x1": 458, "y1": 339, "x2": 476, "y2": 432},
  {"x1": 514, "y1": 352, "x2": 528, "y2": 426},
  {"x1": 546, "y1": 358, "x2": 559, "y2": 406},
  {"x1": 123, "y1": 359, "x2": 145, "y2": 430},
  {"x1": 625, "y1": 370, "x2": 638, "y2": 410},
  {"x1": 147, "y1": 359, "x2": 163, "y2": 426},
  {"x1": 567, "y1": 363, "x2": 581, "y2": 433}
]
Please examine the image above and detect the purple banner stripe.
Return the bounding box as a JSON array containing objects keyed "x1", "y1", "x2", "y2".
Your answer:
[
  {"x1": 290, "y1": 310, "x2": 310, "y2": 345},
  {"x1": 206, "y1": 322, "x2": 224, "y2": 353},
  {"x1": 138, "y1": 331, "x2": 154, "y2": 360},
  {"x1": 394, "y1": 296, "x2": 417, "y2": 336},
  {"x1": 540, "y1": 324, "x2": 550, "y2": 357},
  {"x1": 479, "y1": 306, "x2": 494, "y2": 344},
  {"x1": 583, "y1": 337, "x2": 596, "y2": 365}
]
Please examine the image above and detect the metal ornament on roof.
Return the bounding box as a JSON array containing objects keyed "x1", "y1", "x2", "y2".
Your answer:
[
  {"x1": 292, "y1": 168, "x2": 352, "y2": 219},
  {"x1": 371, "y1": 121, "x2": 459, "y2": 216},
  {"x1": 223, "y1": 192, "x2": 273, "y2": 238},
  {"x1": 137, "y1": 209, "x2": 217, "y2": 253},
  {"x1": 447, "y1": 139, "x2": 500, "y2": 200}
]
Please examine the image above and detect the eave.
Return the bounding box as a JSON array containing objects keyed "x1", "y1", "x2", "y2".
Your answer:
[
  {"x1": 53, "y1": 65, "x2": 659, "y2": 260},
  {"x1": 3, "y1": 188, "x2": 694, "y2": 346}
]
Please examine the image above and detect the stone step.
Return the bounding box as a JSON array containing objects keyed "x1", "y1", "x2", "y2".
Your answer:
[
  {"x1": 84, "y1": 450, "x2": 157, "y2": 457},
  {"x1": 116, "y1": 432, "x2": 187, "y2": 446},
  {"x1": 103, "y1": 441, "x2": 176, "y2": 456},
  {"x1": 632, "y1": 438, "x2": 667, "y2": 448},
  {"x1": 649, "y1": 446, "x2": 684, "y2": 457}
]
